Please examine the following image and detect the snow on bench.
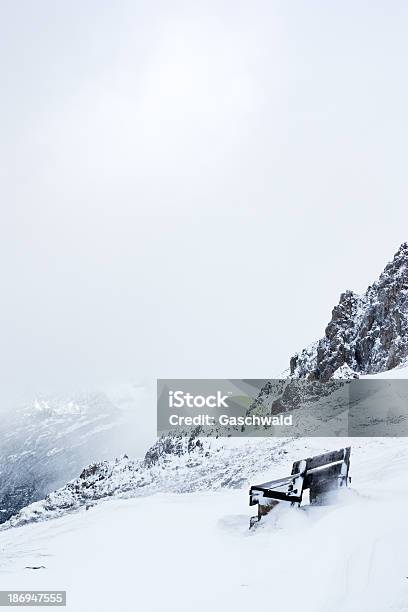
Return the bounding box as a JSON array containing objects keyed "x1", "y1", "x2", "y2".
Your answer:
[{"x1": 249, "y1": 447, "x2": 351, "y2": 527}]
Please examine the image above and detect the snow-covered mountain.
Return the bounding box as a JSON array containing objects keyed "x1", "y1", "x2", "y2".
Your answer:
[
  {"x1": 2, "y1": 245, "x2": 408, "y2": 612},
  {"x1": 0, "y1": 390, "x2": 149, "y2": 524},
  {"x1": 290, "y1": 242, "x2": 408, "y2": 380},
  {"x1": 3, "y1": 244, "x2": 408, "y2": 531}
]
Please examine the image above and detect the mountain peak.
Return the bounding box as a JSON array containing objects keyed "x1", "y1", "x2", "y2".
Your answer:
[
  {"x1": 395, "y1": 241, "x2": 408, "y2": 256},
  {"x1": 377, "y1": 242, "x2": 408, "y2": 284},
  {"x1": 290, "y1": 243, "x2": 408, "y2": 380}
]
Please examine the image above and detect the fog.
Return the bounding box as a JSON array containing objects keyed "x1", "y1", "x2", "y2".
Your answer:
[{"x1": 1, "y1": 0, "x2": 408, "y2": 435}]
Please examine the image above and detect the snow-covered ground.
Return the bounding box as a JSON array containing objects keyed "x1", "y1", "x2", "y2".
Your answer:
[
  {"x1": 365, "y1": 362, "x2": 408, "y2": 379},
  {"x1": 1, "y1": 436, "x2": 408, "y2": 612},
  {"x1": 2, "y1": 367, "x2": 408, "y2": 610}
]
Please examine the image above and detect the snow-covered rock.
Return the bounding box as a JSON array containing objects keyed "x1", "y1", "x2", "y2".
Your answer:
[
  {"x1": 331, "y1": 364, "x2": 359, "y2": 379},
  {"x1": 1, "y1": 435, "x2": 294, "y2": 529},
  {"x1": 0, "y1": 392, "x2": 139, "y2": 524},
  {"x1": 290, "y1": 243, "x2": 408, "y2": 380}
]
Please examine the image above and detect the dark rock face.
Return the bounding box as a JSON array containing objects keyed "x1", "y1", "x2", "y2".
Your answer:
[{"x1": 291, "y1": 243, "x2": 408, "y2": 381}]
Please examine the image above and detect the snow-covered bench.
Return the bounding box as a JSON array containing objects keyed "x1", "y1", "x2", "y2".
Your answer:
[{"x1": 249, "y1": 447, "x2": 351, "y2": 527}]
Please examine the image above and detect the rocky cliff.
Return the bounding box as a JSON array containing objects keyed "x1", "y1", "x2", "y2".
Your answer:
[{"x1": 290, "y1": 243, "x2": 408, "y2": 381}]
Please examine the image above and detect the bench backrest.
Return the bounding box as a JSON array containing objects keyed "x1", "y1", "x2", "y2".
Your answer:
[{"x1": 291, "y1": 446, "x2": 351, "y2": 496}]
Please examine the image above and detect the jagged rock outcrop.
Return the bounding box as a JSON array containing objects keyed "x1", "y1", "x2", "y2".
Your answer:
[
  {"x1": 290, "y1": 243, "x2": 408, "y2": 381},
  {"x1": 1, "y1": 435, "x2": 293, "y2": 530},
  {"x1": 144, "y1": 429, "x2": 204, "y2": 466}
]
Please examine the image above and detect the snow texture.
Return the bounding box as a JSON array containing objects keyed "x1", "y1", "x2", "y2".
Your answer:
[{"x1": 1, "y1": 437, "x2": 408, "y2": 612}]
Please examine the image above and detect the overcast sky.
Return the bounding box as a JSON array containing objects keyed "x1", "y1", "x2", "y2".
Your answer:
[{"x1": 1, "y1": 1, "x2": 408, "y2": 410}]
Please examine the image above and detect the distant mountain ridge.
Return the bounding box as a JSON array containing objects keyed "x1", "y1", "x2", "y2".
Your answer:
[
  {"x1": 290, "y1": 243, "x2": 408, "y2": 381},
  {"x1": 0, "y1": 392, "x2": 129, "y2": 524}
]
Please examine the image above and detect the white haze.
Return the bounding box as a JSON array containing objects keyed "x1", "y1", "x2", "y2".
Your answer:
[{"x1": 1, "y1": 1, "x2": 408, "y2": 450}]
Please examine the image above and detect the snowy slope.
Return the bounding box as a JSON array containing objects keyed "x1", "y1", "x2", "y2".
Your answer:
[
  {"x1": 364, "y1": 361, "x2": 408, "y2": 379},
  {"x1": 4, "y1": 361, "x2": 408, "y2": 530},
  {"x1": 2, "y1": 371, "x2": 408, "y2": 611},
  {"x1": 0, "y1": 392, "x2": 130, "y2": 524},
  {"x1": 2, "y1": 246, "x2": 408, "y2": 611},
  {"x1": 1, "y1": 437, "x2": 408, "y2": 612},
  {"x1": 0, "y1": 384, "x2": 154, "y2": 525}
]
